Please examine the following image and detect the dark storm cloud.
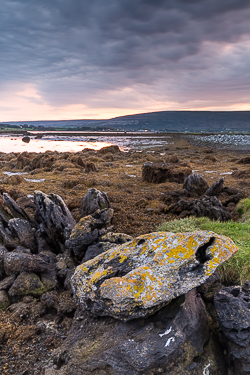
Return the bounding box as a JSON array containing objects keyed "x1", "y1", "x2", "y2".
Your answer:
[{"x1": 1, "y1": 0, "x2": 250, "y2": 109}]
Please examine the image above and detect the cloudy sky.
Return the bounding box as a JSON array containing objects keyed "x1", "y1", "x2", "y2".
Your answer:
[{"x1": 1, "y1": 0, "x2": 250, "y2": 121}]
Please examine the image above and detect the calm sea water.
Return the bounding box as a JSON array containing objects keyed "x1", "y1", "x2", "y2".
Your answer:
[{"x1": 0, "y1": 134, "x2": 171, "y2": 153}]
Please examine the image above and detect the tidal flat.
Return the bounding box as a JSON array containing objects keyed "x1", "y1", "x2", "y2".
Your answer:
[{"x1": 0, "y1": 132, "x2": 250, "y2": 374}]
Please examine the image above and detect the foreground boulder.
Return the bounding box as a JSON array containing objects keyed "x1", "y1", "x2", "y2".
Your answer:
[
  {"x1": 71, "y1": 231, "x2": 238, "y2": 321},
  {"x1": 142, "y1": 162, "x2": 192, "y2": 183},
  {"x1": 48, "y1": 289, "x2": 224, "y2": 375}
]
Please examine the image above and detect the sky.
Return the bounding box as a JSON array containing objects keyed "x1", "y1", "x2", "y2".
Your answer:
[{"x1": 1, "y1": 0, "x2": 250, "y2": 121}]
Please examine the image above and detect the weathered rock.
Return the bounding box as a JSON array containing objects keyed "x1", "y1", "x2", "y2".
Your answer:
[
  {"x1": 214, "y1": 282, "x2": 250, "y2": 375},
  {"x1": 0, "y1": 222, "x2": 17, "y2": 250},
  {"x1": 2, "y1": 193, "x2": 30, "y2": 221},
  {"x1": 0, "y1": 275, "x2": 16, "y2": 290},
  {"x1": 66, "y1": 208, "x2": 114, "y2": 259},
  {"x1": 8, "y1": 218, "x2": 36, "y2": 252},
  {"x1": 34, "y1": 191, "x2": 76, "y2": 252},
  {"x1": 0, "y1": 290, "x2": 10, "y2": 310},
  {"x1": 204, "y1": 178, "x2": 224, "y2": 197},
  {"x1": 8, "y1": 272, "x2": 47, "y2": 297},
  {"x1": 169, "y1": 196, "x2": 231, "y2": 221},
  {"x1": 183, "y1": 173, "x2": 209, "y2": 197},
  {"x1": 82, "y1": 242, "x2": 117, "y2": 263},
  {"x1": 81, "y1": 188, "x2": 110, "y2": 217},
  {"x1": 0, "y1": 245, "x2": 7, "y2": 278},
  {"x1": 71, "y1": 231, "x2": 238, "y2": 321},
  {"x1": 4, "y1": 252, "x2": 51, "y2": 275},
  {"x1": 100, "y1": 232, "x2": 133, "y2": 244},
  {"x1": 47, "y1": 289, "x2": 227, "y2": 375},
  {"x1": 65, "y1": 216, "x2": 99, "y2": 259},
  {"x1": 142, "y1": 162, "x2": 192, "y2": 183}
]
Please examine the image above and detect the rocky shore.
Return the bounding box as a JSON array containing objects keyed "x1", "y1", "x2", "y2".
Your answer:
[{"x1": 0, "y1": 135, "x2": 250, "y2": 374}]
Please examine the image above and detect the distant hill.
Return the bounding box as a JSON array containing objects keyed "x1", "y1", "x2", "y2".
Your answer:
[
  {"x1": 2, "y1": 111, "x2": 250, "y2": 133},
  {"x1": 102, "y1": 111, "x2": 250, "y2": 133}
]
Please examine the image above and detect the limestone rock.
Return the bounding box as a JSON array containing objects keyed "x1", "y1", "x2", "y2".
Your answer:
[
  {"x1": 71, "y1": 231, "x2": 238, "y2": 321},
  {"x1": 4, "y1": 252, "x2": 51, "y2": 275},
  {"x1": 3, "y1": 193, "x2": 30, "y2": 221},
  {"x1": 66, "y1": 208, "x2": 114, "y2": 259},
  {"x1": 183, "y1": 173, "x2": 209, "y2": 197},
  {"x1": 142, "y1": 162, "x2": 192, "y2": 183},
  {"x1": 8, "y1": 218, "x2": 36, "y2": 252},
  {"x1": 0, "y1": 275, "x2": 16, "y2": 291},
  {"x1": 204, "y1": 178, "x2": 224, "y2": 196},
  {"x1": 8, "y1": 272, "x2": 47, "y2": 297},
  {"x1": 81, "y1": 188, "x2": 110, "y2": 217},
  {"x1": 169, "y1": 196, "x2": 231, "y2": 221},
  {"x1": 34, "y1": 191, "x2": 76, "y2": 252}
]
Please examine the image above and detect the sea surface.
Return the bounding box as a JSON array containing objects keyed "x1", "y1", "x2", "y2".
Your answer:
[{"x1": 0, "y1": 134, "x2": 172, "y2": 153}]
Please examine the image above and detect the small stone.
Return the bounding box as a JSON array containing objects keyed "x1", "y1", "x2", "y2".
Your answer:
[{"x1": 8, "y1": 272, "x2": 47, "y2": 297}]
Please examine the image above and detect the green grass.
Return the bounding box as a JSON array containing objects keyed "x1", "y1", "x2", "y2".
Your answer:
[{"x1": 157, "y1": 212, "x2": 250, "y2": 285}]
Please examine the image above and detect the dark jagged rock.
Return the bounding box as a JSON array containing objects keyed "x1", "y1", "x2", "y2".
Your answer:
[
  {"x1": 0, "y1": 246, "x2": 7, "y2": 278},
  {"x1": 81, "y1": 188, "x2": 110, "y2": 217},
  {"x1": 66, "y1": 208, "x2": 113, "y2": 259},
  {"x1": 0, "y1": 222, "x2": 17, "y2": 250},
  {"x1": 169, "y1": 196, "x2": 231, "y2": 221},
  {"x1": 100, "y1": 232, "x2": 133, "y2": 244},
  {"x1": 0, "y1": 275, "x2": 16, "y2": 290},
  {"x1": 47, "y1": 290, "x2": 226, "y2": 375},
  {"x1": 82, "y1": 242, "x2": 117, "y2": 263},
  {"x1": 8, "y1": 272, "x2": 47, "y2": 297},
  {"x1": 142, "y1": 162, "x2": 192, "y2": 183},
  {"x1": 34, "y1": 191, "x2": 76, "y2": 253},
  {"x1": 4, "y1": 252, "x2": 52, "y2": 275},
  {"x1": 8, "y1": 218, "x2": 36, "y2": 252},
  {"x1": 2, "y1": 193, "x2": 31, "y2": 221},
  {"x1": 183, "y1": 173, "x2": 209, "y2": 197},
  {"x1": 214, "y1": 282, "x2": 250, "y2": 375},
  {"x1": 204, "y1": 178, "x2": 224, "y2": 196}
]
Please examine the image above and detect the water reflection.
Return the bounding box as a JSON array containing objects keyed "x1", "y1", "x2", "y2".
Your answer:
[{"x1": 0, "y1": 136, "x2": 114, "y2": 153}]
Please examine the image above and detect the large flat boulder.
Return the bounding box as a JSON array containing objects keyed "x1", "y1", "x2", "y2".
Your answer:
[{"x1": 71, "y1": 231, "x2": 238, "y2": 321}]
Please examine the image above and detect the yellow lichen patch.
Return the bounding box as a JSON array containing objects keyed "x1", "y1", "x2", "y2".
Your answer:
[{"x1": 71, "y1": 231, "x2": 238, "y2": 321}]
